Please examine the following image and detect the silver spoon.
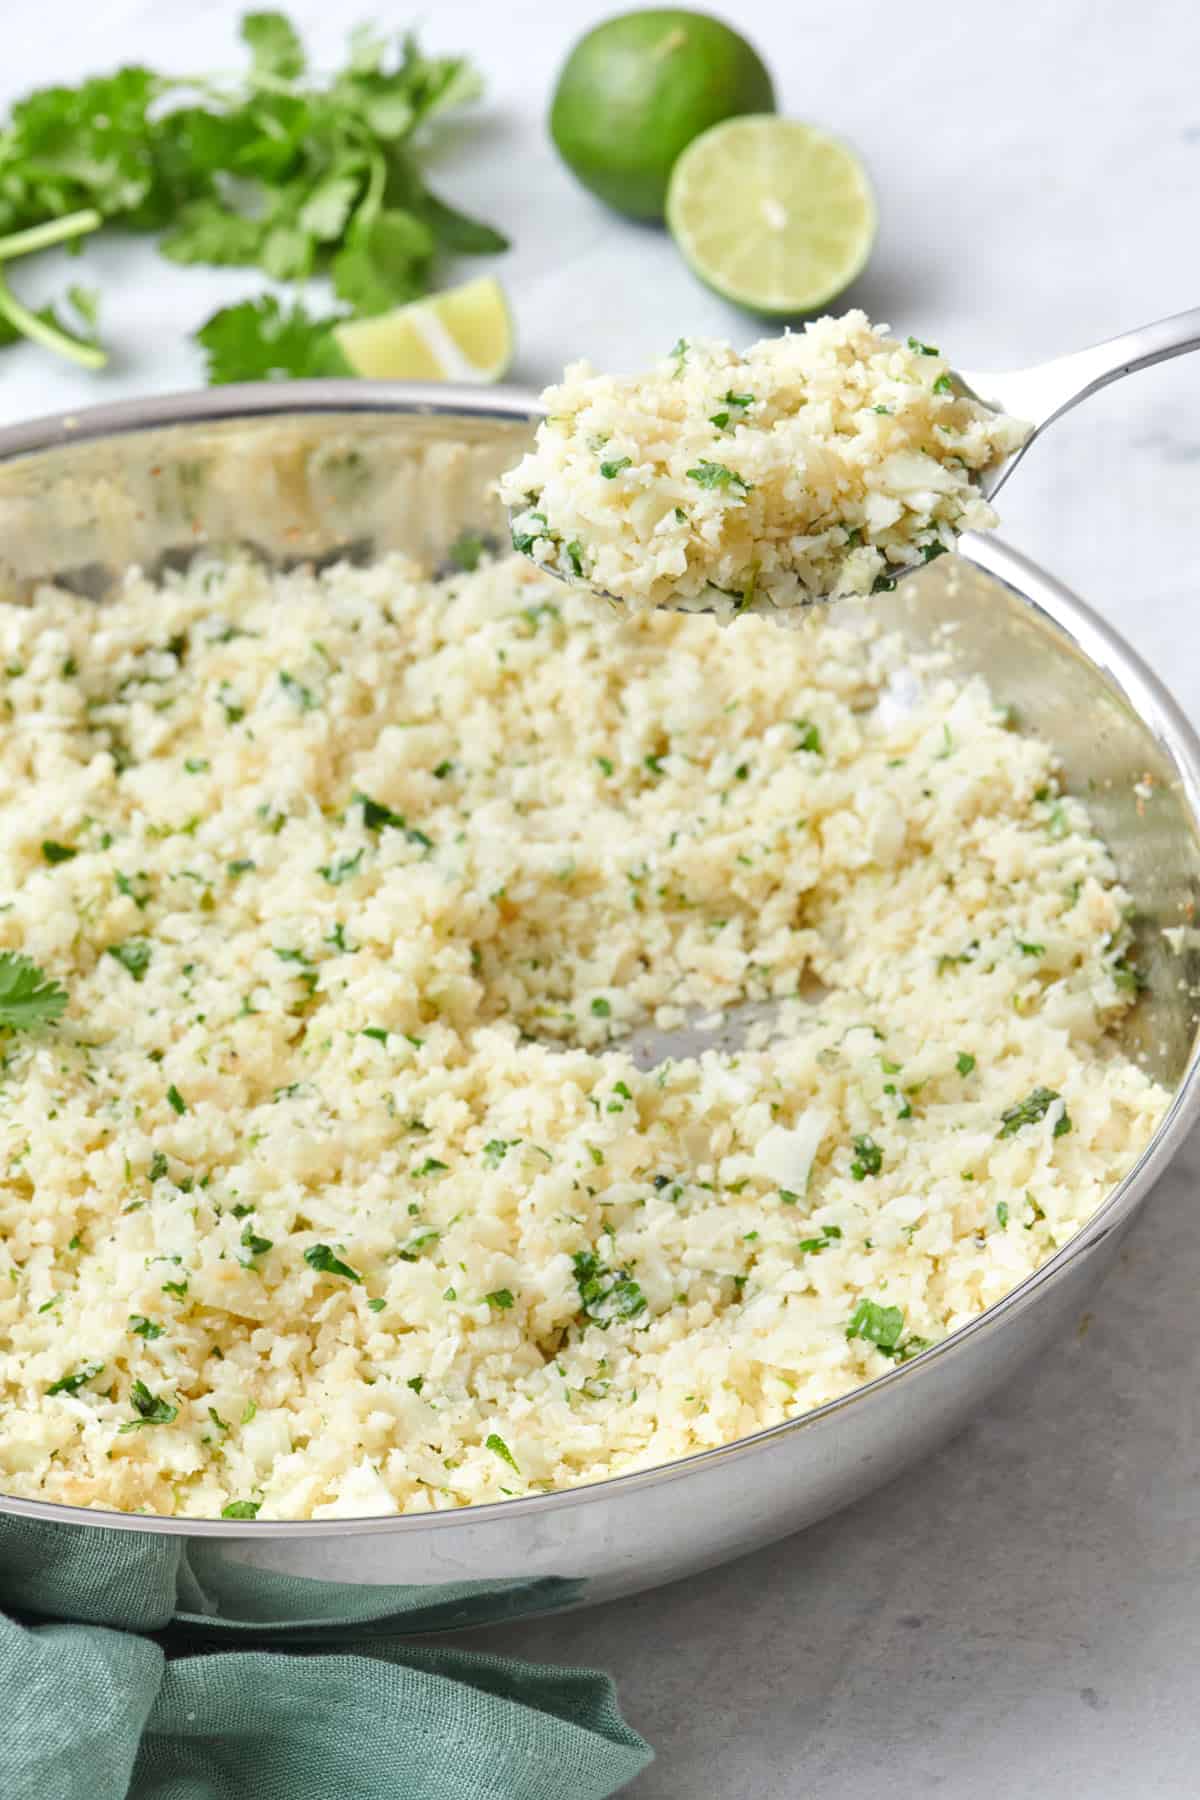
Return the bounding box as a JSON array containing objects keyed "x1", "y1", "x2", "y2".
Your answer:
[{"x1": 510, "y1": 305, "x2": 1200, "y2": 610}]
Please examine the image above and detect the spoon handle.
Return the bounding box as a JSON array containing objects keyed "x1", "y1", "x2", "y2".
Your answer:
[{"x1": 966, "y1": 304, "x2": 1200, "y2": 432}]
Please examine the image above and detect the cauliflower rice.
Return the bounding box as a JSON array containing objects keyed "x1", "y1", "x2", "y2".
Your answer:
[
  {"x1": 0, "y1": 547, "x2": 1166, "y2": 1519},
  {"x1": 499, "y1": 311, "x2": 1031, "y2": 614}
]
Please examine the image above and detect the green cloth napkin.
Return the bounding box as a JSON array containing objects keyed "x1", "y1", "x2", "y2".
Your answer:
[{"x1": 0, "y1": 1514, "x2": 652, "y2": 1800}]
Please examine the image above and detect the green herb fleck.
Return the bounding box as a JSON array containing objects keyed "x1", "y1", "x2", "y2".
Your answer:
[
  {"x1": 47, "y1": 1360, "x2": 104, "y2": 1397},
  {"x1": 107, "y1": 939, "x2": 151, "y2": 982},
  {"x1": 956, "y1": 1052, "x2": 976, "y2": 1076},
  {"x1": 850, "y1": 1134, "x2": 883, "y2": 1180},
  {"x1": 221, "y1": 1499, "x2": 261, "y2": 1519},
  {"x1": 166, "y1": 1084, "x2": 186, "y2": 1115},
  {"x1": 119, "y1": 1380, "x2": 178, "y2": 1430},
  {"x1": 792, "y1": 720, "x2": 822, "y2": 754},
  {"x1": 41, "y1": 840, "x2": 77, "y2": 864},
  {"x1": 573, "y1": 1249, "x2": 646, "y2": 1326},
  {"x1": 486, "y1": 1431, "x2": 520, "y2": 1472},
  {"x1": 319, "y1": 849, "x2": 364, "y2": 885},
  {"x1": 686, "y1": 460, "x2": 752, "y2": 495},
  {"x1": 600, "y1": 457, "x2": 631, "y2": 479},
  {"x1": 128, "y1": 1314, "x2": 164, "y2": 1340},
  {"x1": 304, "y1": 1243, "x2": 361, "y2": 1282},
  {"x1": 996, "y1": 1087, "x2": 1071, "y2": 1139}
]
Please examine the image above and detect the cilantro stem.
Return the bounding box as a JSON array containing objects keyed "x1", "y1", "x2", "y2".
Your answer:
[
  {"x1": 0, "y1": 209, "x2": 103, "y2": 262},
  {"x1": 0, "y1": 268, "x2": 107, "y2": 369}
]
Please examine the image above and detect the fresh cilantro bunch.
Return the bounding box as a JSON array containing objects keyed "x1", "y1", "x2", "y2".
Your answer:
[{"x1": 0, "y1": 10, "x2": 507, "y2": 380}]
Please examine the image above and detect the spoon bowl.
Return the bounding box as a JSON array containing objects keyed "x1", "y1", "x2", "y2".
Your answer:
[{"x1": 512, "y1": 304, "x2": 1200, "y2": 613}]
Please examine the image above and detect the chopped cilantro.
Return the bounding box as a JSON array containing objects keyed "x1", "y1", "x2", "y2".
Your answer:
[
  {"x1": 128, "y1": 1314, "x2": 164, "y2": 1340},
  {"x1": 798, "y1": 1225, "x2": 843, "y2": 1254},
  {"x1": 41, "y1": 840, "x2": 77, "y2": 864},
  {"x1": 407, "y1": 1374, "x2": 425, "y2": 1394},
  {"x1": 447, "y1": 530, "x2": 486, "y2": 573},
  {"x1": 850, "y1": 1134, "x2": 883, "y2": 1180},
  {"x1": 486, "y1": 1431, "x2": 520, "y2": 1472},
  {"x1": 166, "y1": 1084, "x2": 186, "y2": 1115},
  {"x1": 573, "y1": 1249, "x2": 646, "y2": 1326},
  {"x1": 686, "y1": 460, "x2": 752, "y2": 494},
  {"x1": 792, "y1": 720, "x2": 822, "y2": 754},
  {"x1": 432, "y1": 760, "x2": 454, "y2": 779},
  {"x1": 115, "y1": 870, "x2": 150, "y2": 909},
  {"x1": 416, "y1": 1157, "x2": 448, "y2": 1176},
  {"x1": 119, "y1": 1379, "x2": 178, "y2": 1430},
  {"x1": 997, "y1": 1087, "x2": 1071, "y2": 1139},
  {"x1": 184, "y1": 757, "x2": 210, "y2": 773},
  {"x1": 367, "y1": 1296, "x2": 386, "y2": 1312},
  {"x1": 303, "y1": 1243, "x2": 361, "y2": 1282},
  {"x1": 485, "y1": 1287, "x2": 515, "y2": 1310},
  {"x1": 907, "y1": 336, "x2": 940, "y2": 356},
  {"x1": 162, "y1": 1277, "x2": 189, "y2": 1298},
  {"x1": 482, "y1": 1139, "x2": 517, "y2": 1167},
  {"x1": 239, "y1": 1222, "x2": 273, "y2": 1261},
  {"x1": 845, "y1": 1298, "x2": 905, "y2": 1353},
  {"x1": 47, "y1": 1360, "x2": 104, "y2": 1396},
  {"x1": 590, "y1": 997, "x2": 612, "y2": 1018},
  {"x1": 107, "y1": 939, "x2": 151, "y2": 982},
  {"x1": 933, "y1": 373, "x2": 954, "y2": 395},
  {"x1": 956, "y1": 1052, "x2": 976, "y2": 1076},
  {"x1": 319, "y1": 848, "x2": 364, "y2": 885},
  {"x1": 221, "y1": 1499, "x2": 261, "y2": 1519},
  {"x1": 278, "y1": 669, "x2": 317, "y2": 709},
  {"x1": 996, "y1": 1201, "x2": 1009, "y2": 1228},
  {"x1": 600, "y1": 457, "x2": 631, "y2": 479}
]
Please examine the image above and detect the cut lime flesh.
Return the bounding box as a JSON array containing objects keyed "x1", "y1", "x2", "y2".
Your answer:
[
  {"x1": 666, "y1": 115, "x2": 876, "y2": 316},
  {"x1": 334, "y1": 277, "x2": 514, "y2": 382}
]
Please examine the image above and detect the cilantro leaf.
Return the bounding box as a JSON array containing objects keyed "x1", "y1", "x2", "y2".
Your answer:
[
  {"x1": 0, "y1": 952, "x2": 68, "y2": 1029},
  {"x1": 997, "y1": 1087, "x2": 1071, "y2": 1139},
  {"x1": 304, "y1": 1242, "x2": 361, "y2": 1282},
  {"x1": 485, "y1": 1431, "x2": 520, "y2": 1473},
  {"x1": 119, "y1": 1379, "x2": 178, "y2": 1430},
  {"x1": 194, "y1": 296, "x2": 350, "y2": 384},
  {"x1": 572, "y1": 1249, "x2": 646, "y2": 1327},
  {"x1": 241, "y1": 11, "x2": 307, "y2": 82},
  {"x1": 845, "y1": 1299, "x2": 905, "y2": 1352},
  {"x1": 331, "y1": 208, "x2": 435, "y2": 314},
  {"x1": 107, "y1": 939, "x2": 151, "y2": 982},
  {"x1": 47, "y1": 1360, "x2": 105, "y2": 1397},
  {"x1": 221, "y1": 1498, "x2": 262, "y2": 1519},
  {"x1": 686, "y1": 461, "x2": 752, "y2": 494}
]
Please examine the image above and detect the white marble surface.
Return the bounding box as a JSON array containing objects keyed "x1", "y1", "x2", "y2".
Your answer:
[{"x1": 5, "y1": 1, "x2": 1200, "y2": 1792}]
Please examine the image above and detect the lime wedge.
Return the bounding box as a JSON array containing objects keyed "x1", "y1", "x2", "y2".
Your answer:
[
  {"x1": 666, "y1": 116, "x2": 876, "y2": 316},
  {"x1": 334, "y1": 276, "x2": 515, "y2": 382}
]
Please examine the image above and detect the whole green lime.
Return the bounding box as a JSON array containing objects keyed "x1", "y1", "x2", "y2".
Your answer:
[{"x1": 549, "y1": 9, "x2": 776, "y2": 221}]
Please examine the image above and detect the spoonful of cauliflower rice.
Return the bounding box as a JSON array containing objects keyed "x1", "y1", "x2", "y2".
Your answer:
[{"x1": 500, "y1": 304, "x2": 1200, "y2": 617}]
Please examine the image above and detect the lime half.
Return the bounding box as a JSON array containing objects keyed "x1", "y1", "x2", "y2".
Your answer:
[
  {"x1": 666, "y1": 116, "x2": 876, "y2": 316},
  {"x1": 334, "y1": 276, "x2": 514, "y2": 382}
]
